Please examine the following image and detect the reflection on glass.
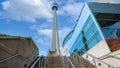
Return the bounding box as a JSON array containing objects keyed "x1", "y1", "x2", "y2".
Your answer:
[
  {"x1": 82, "y1": 31, "x2": 89, "y2": 51},
  {"x1": 70, "y1": 15, "x2": 102, "y2": 56},
  {"x1": 102, "y1": 21, "x2": 120, "y2": 38}
]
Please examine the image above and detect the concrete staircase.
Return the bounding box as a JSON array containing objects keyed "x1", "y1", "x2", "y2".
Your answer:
[
  {"x1": 36, "y1": 56, "x2": 96, "y2": 68},
  {"x1": 45, "y1": 56, "x2": 65, "y2": 68},
  {"x1": 69, "y1": 56, "x2": 96, "y2": 68}
]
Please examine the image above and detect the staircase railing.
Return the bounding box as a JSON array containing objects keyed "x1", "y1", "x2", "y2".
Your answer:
[
  {"x1": 60, "y1": 51, "x2": 66, "y2": 68},
  {"x1": 109, "y1": 55, "x2": 120, "y2": 60},
  {"x1": 65, "y1": 56, "x2": 75, "y2": 68},
  {"x1": 0, "y1": 54, "x2": 19, "y2": 63},
  {"x1": 101, "y1": 54, "x2": 120, "y2": 61},
  {"x1": 30, "y1": 56, "x2": 41, "y2": 68},
  {"x1": 81, "y1": 50, "x2": 116, "y2": 68},
  {"x1": 44, "y1": 56, "x2": 46, "y2": 68}
]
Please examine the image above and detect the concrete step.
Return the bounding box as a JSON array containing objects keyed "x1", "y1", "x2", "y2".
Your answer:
[{"x1": 38, "y1": 56, "x2": 96, "y2": 68}]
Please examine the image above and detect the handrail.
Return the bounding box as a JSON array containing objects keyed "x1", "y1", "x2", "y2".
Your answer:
[
  {"x1": 44, "y1": 56, "x2": 46, "y2": 68},
  {"x1": 81, "y1": 51, "x2": 116, "y2": 68},
  {"x1": 60, "y1": 51, "x2": 65, "y2": 68},
  {"x1": 30, "y1": 56, "x2": 41, "y2": 68},
  {"x1": 65, "y1": 56, "x2": 75, "y2": 68},
  {"x1": 0, "y1": 54, "x2": 19, "y2": 63},
  {"x1": 101, "y1": 54, "x2": 120, "y2": 60},
  {"x1": 108, "y1": 55, "x2": 120, "y2": 60}
]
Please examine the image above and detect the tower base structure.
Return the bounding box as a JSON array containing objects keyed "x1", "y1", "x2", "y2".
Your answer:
[{"x1": 48, "y1": 49, "x2": 60, "y2": 56}]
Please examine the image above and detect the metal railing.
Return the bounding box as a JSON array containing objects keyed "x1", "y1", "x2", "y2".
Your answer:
[
  {"x1": 60, "y1": 51, "x2": 66, "y2": 68},
  {"x1": 109, "y1": 55, "x2": 120, "y2": 60},
  {"x1": 38, "y1": 56, "x2": 46, "y2": 68},
  {"x1": 58, "y1": 51, "x2": 75, "y2": 68},
  {"x1": 100, "y1": 53, "x2": 120, "y2": 61},
  {"x1": 0, "y1": 54, "x2": 19, "y2": 63},
  {"x1": 65, "y1": 56, "x2": 75, "y2": 68},
  {"x1": 30, "y1": 56, "x2": 41, "y2": 68},
  {"x1": 81, "y1": 50, "x2": 116, "y2": 68},
  {"x1": 43, "y1": 56, "x2": 46, "y2": 68}
]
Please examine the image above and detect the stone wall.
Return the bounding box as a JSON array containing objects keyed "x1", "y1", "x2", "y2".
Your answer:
[{"x1": 0, "y1": 35, "x2": 39, "y2": 68}]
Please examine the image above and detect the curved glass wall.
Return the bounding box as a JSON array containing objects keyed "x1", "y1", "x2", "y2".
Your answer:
[
  {"x1": 62, "y1": 30, "x2": 73, "y2": 47},
  {"x1": 70, "y1": 15, "x2": 102, "y2": 56}
]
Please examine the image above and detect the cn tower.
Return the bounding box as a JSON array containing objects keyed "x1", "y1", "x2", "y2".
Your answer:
[{"x1": 49, "y1": 0, "x2": 60, "y2": 56}]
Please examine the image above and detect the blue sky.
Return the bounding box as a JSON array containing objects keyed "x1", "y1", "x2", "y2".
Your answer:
[
  {"x1": 0, "y1": 0, "x2": 120, "y2": 56},
  {"x1": 3, "y1": 0, "x2": 119, "y2": 56}
]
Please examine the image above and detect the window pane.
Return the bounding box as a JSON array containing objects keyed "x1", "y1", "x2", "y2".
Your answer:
[
  {"x1": 83, "y1": 16, "x2": 93, "y2": 33},
  {"x1": 91, "y1": 23, "x2": 97, "y2": 32},
  {"x1": 78, "y1": 32, "x2": 83, "y2": 40},
  {"x1": 94, "y1": 31, "x2": 102, "y2": 42},
  {"x1": 87, "y1": 36, "x2": 98, "y2": 48},
  {"x1": 78, "y1": 40, "x2": 84, "y2": 50},
  {"x1": 85, "y1": 26, "x2": 94, "y2": 40}
]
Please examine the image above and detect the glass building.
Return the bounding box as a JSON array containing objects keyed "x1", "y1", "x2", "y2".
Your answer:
[{"x1": 62, "y1": 2, "x2": 120, "y2": 57}]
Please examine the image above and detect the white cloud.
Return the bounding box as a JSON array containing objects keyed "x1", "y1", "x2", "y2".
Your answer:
[
  {"x1": 29, "y1": 23, "x2": 52, "y2": 46},
  {"x1": 36, "y1": 27, "x2": 71, "y2": 46},
  {"x1": 38, "y1": 29, "x2": 52, "y2": 39},
  {"x1": 0, "y1": 0, "x2": 86, "y2": 23},
  {"x1": 2, "y1": 0, "x2": 10, "y2": 10},
  {"x1": 0, "y1": 0, "x2": 85, "y2": 22},
  {"x1": 59, "y1": 27, "x2": 71, "y2": 46},
  {"x1": 1, "y1": 0, "x2": 52, "y2": 22},
  {"x1": 93, "y1": 0, "x2": 120, "y2": 3},
  {"x1": 39, "y1": 50, "x2": 47, "y2": 56},
  {"x1": 36, "y1": 37, "x2": 51, "y2": 46},
  {"x1": 58, "y1": 2, "x2": 83, "y2": 18},
  {"x1": 35, "y1": 28, "x2": 52, "y2": 46},
  {"x1": 30, "y1": 23, "x2": 51, "y2": 30}
]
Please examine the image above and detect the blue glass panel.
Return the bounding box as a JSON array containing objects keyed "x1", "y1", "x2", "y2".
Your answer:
[
  {"x1": 87, "y1": 35, "x2": 98, "y2": 48},
  {"x1": 83, "y1": 16, "x2": 93, "y2": 33},
  {"x1": 78, "y1": 40, "x2": 84, "y2": 50},
  {"x1": 69, "y1": 15, "x2": 103, "y2": 56},
  {"x1": 78, "y1": 32, "x2": 83, "y2": 40},
  {"x1": 85, "y1": 26, "x2": 94, "y2": 40},
  {"x1": 87, "y1": 31, "x2": 102, "y2": 48},
  {"x1": 63, "y1": 32, "x2": 73, "y2": 47},
  {"x1": 94, "y1": 31, "x2": 102, "y2": 42},
  {"x1": 91, "y1": 23, "x2": 97, "y2": 32},
  {"x1": 102, "y1": 21, "x2": 120, "y2": 38}
]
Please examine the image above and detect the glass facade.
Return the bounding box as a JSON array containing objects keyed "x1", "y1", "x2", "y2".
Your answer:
[
  {"x1": 62, "y1": 31, "x2": 73, "y2": 47},
  {"x1": 70, "y1": 15, "x2": 102, "y2": 56},
  {"x1": 95, "y1": 13, "x2": 120, "y2": 38},
  {"x1": 102, "y1": 22, "x2": 120, "y2": 38},
  {"x1": 62, "y1": 3, "x2": 120, "y2": 57}
]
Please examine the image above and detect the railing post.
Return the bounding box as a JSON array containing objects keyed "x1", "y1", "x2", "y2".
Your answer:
[
  {"x1": 40, "y1": 56, "x2": 41, "y2": 67},
  {"x1": 30, "y1": 56, "x2": 41, "y2": 68},
  {"x1": 108, "y1": 65, "x2": 110, "y2": 68},
  {"x1": 65, "y1": 56, "x2": 75, "y2": 68},
  {"x1": 42, "y1": 56, "x2": 44, "y2": 67},
  {"x1": 44, "y1": 56, "x2": 46, "y2": 68},
  {"x1": 81, "y1": 56, "x2": 85, "y2": 67},
  {"x1": 65, "y1": 56, "x2": 67, "y2": 68},
  {"x1": 38, "y1": 59, "x2": 40, "y2": 68},
  {"x1": 93, "y1": 58, "x2": 97, "y2": 67}
]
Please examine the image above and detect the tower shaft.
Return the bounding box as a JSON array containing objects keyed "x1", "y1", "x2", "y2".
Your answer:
[{"x1": 49, "y1": 1, "x2": 60, "y2": 56}]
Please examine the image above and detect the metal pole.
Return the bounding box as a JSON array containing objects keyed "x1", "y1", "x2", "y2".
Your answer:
[{"x1": 93, "y1": 58, "x2": 97, "y2": 67}]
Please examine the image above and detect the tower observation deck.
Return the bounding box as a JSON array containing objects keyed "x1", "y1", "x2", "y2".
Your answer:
[{"x1": 49, "y1": 0, "x2": 60, "y2": 56}]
